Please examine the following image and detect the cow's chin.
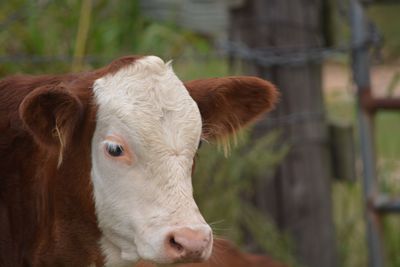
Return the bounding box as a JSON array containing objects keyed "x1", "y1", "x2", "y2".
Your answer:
[
  {"x1": 100, "y1": 232, "x2": 168, "y2": 267},
  {"x1": 100, "y1": 234, "x2": 140, "y2": 267}
]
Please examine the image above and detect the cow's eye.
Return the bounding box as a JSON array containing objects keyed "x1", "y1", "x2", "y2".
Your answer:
[{"x1": 105, "y1": 143, "x2": 124, "y2": 157}]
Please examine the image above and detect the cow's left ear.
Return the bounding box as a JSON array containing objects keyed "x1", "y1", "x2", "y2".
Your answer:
[
  {"x1": 185, "y1": 76, "x2": 278, "y2": 139},
  {"x1": 19, "y1": 84, "x2": 83, "y2": 149}
]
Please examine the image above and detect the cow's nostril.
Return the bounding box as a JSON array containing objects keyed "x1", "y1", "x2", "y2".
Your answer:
[
  {"x1": 169, "y1": 236, "x2": 183, "y2": 252},
  {"x1": 165, "y1": 227, "x2": 212, "y2": 263}
]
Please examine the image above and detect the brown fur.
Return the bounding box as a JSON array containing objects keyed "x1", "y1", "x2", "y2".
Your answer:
[
  {"x1": 0, "y1": 56, "x2": 278, "y2": 267},
  {"x1": 0, "y1": 56, "x2": 140, "y2": 267},
  {"x1": 135, "y1": 239, "x2": 287, "y2": 267},
  {"x1": 184, "y1": 77, "x2": 278, "y2": 139}
]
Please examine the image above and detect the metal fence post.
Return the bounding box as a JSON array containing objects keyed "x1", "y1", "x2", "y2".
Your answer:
[{"x1": 350, "y1": 1, "x2": 385, "y2": 266}]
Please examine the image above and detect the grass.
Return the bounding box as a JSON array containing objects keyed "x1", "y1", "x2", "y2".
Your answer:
[
  {"x1": 376, "y1": 112, "x2": 400, "y2": 159},
  {"x1": 174, "y1": 57, "x2": 229, "y2": 80},
  {"x1": 332, "y1": 182, "x2": 368, "y2": 267},
  {"x1": 368, "y1": 5, "x2": 400, "y2": 60},
  {"x1": 326, "y1": 89, "x2": 400, "y2": 267}
]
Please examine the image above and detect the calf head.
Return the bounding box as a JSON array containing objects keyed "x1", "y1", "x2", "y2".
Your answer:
[{"x1": 19, "y1": 56, "x2": 278, "y2": 266}]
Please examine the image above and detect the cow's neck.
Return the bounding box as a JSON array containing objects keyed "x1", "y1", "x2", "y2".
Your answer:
[
  {"x1": 31, "y1": 103, "x2": 104, "y2": 266},
  {"x1": 1, "y1": 100, "x2": 103, "y2": 266}
]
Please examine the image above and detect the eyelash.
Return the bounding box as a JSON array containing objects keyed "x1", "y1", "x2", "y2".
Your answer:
[{"x1": 105, "y1": 142, "x2": 124, "y2": 157}]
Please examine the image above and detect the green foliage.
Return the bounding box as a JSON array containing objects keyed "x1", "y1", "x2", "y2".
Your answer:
[
  {"x1": 376, "y1": 112, "x2": 400, "y2": 159},
  {"x1": 327, "y1": 92, "x2": 400, "y2": 267},
  {"x1": 333, "y1": 181, "x2": 400, "y2": 267},
  {"x1": 332, "y1": 182, "x2": 368, "y2": 267},
  {"x1": 174, "y1": 57, "x2": 229, "y2": 81},
  {"x1": 368, "y1": 5, "x2": 400, "y2": 59},
  {"x1": 0, "y1": 0, "x2": 211, "y2": 74},
  {"x1": 193, "y1": 131, "x2": 298, "y2": 266},
  {"x1": 382, "y1": 215, "x2": 400, "y2": 267}
]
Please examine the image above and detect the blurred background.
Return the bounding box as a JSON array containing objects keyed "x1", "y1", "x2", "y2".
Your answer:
[{"x1": 1, "y1": 1, "x2": 400, "y2": 267}]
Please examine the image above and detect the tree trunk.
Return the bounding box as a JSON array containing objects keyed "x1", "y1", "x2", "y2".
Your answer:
[{"x1": 230, "y1": 1, "x2": 337, "y2": 267}]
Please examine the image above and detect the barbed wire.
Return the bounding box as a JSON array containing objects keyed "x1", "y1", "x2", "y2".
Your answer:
[
  {"x1": 0, "y1": 6, "x2": 26, "y2": 29},
  {"x1": 218, "y1": 18, "x2": 383, "y2": 67},
  {"x1": 0, "y1": 1, "x2": 50, "y2": 29},
  {"x1": 0, "y1": 0, "x2": 384, "y2": 68},
  {"x1": 219, "y1": 43, "x2": 349, "y2": 66},
  {"x1": 0, "y1": 54, "x2": 109, "y2": 65},
  {"x1": 258, "y1": 111, "x2": 326, "y2": 130},
  {"x1": 0, "y1": 0, "x2": 383, "y2": 128},
  {"x1": 0, "y1": 53, "x2": 235, "y2": 65}
]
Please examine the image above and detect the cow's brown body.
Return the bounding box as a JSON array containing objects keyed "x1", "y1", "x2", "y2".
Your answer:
[
  {"x1": 1, "y1": 75, "x2": 98, "y2": 266},
  {"x1": 0, "y1": 56, "x2": 278, "y2": 267}
]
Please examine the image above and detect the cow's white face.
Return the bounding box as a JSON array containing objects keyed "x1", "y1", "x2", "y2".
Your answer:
[{"x1": 91, "y1": 56, "x2": 212, "y2": 266}]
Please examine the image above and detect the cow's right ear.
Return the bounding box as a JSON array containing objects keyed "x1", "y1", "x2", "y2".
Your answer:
[{"x1": 19, "y1": 84, "x2": 83, "y2": 149}]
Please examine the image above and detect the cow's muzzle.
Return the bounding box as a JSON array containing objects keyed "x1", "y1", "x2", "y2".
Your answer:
[{"x1": 164, "y1": 226, "x2": 213, "y2": 263}]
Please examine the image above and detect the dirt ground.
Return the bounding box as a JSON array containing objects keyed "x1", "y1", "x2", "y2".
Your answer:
[{"x1": 323, "y1": 61, "x2": 400, "y2": 97}]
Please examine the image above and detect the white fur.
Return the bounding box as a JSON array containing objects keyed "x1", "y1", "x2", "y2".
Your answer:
[{"x1": 91, "y1": 56, "x2": 212, "y2": 266}]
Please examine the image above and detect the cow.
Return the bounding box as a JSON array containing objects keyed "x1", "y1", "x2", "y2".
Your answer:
[
  {"x1": 135, "y1": 239, "x2": 288, "y2": 267},
  {"x1": 0, "y1": 55, "x2": 278, "y2": 267}
]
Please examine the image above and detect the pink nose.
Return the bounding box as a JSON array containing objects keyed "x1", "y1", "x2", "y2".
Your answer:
[{"x1": 165, "y1": 227, "x2": 212, "y2": 262}]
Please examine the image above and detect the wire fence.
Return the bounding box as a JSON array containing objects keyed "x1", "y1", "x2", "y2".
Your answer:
[
  {"x1": 0, "y1": 0, "x2": 384, "y2": 67},
  {"x1": 0, "y1": 0, "x2": 383, "y2": 129},
  {"x1": 0, "y1": 54, "x2": 109, "y2": 65},
  {"x1": 219, "y1": 9, "x2": 383, "y2": 67}
]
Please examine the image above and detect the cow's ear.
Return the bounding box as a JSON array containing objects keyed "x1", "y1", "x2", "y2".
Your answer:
[
  {"x1": 19, "y1": 84, "x2": 83, "y2": 149},
  {"x1": 185, "y1": 76, "x2": 278, "y2": 139}
]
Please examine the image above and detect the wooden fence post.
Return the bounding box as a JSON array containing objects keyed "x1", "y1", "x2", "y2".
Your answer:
[{"x1": 229, "y1": 1, "x2": 338, "y2": 267}]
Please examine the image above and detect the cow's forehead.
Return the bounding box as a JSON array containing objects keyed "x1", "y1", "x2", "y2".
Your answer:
[{"x1": 92, "y1": 56, "x2": 202, "y2": 154}]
